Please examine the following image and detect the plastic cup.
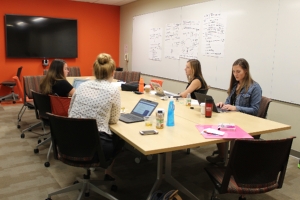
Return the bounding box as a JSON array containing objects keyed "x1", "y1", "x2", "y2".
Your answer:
[
  {"x1": 144, "y1": 116, "x2": 153, "y2": 126},
  {"x1": 144, "y1": 85, "x2": 151, "y2": 93}
]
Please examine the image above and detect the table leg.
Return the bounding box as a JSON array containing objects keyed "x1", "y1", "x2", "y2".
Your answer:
[
  {"x1": 147, "y1": 152, "x2": 199, "y2": 200},
  {"x1": 224, "y1": 142, "x2": 229, "y2": 165},
  {"x1": 147, "y1": 153, "x2": 164, "y2": 200}
]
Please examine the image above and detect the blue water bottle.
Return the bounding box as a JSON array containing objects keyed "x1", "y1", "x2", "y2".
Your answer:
[{"x1": 167, "y1": 96, "x2": 175, "y2": 126}]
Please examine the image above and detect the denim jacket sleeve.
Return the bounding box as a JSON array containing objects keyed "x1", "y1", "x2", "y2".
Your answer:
[{"x1": 225, "y1": 82, "x2": 262, "y2": 116}]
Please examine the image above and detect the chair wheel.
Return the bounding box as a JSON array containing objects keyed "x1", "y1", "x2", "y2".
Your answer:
[
  {"x1": 21, "y1": 133, "x2": 25, "y2": 138},
  {"x1": 186, "y1": 148, "x2": 191, "y2": 154},
  {"x1": 45, "y1": 198, "x2": 52, "y2": 200},
  {"x1": 135, "y1": 157, "x2": 141, "y2": 164},
  {"x1": 146, "y1": 155, "x2": 153, "y2": 160},
  {"x1": 34, "y1": 148, "x2": 39, "y2": 153},
  {"x1": 239, "y1": 196, "x2": 246, "y2": 200},
  {"x1": 111, "y1": 184, "x2": 118, "y2": 192},
  {"x1": 38, "y1": 139, "x2": 41, "y2": 144},
  {"x1": 17, "y1": 125, "x2": 20, "y2": 129},
  {"x1": 104, "y1": 174, "x2": 115, "y2": 181},
  {"x1": 44, "y1": 162, "x2": 50, "y2": 167},
  {"x1": 13, "y1": 101, "x2": 16, "y2": 104},
  {"x1": 85, "y1": 192, "x2": 90, "y2": 197}
]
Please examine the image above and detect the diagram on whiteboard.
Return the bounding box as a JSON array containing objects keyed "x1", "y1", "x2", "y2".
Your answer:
[
  {"x1": 164, "y1": 23, "x2": 181, "y2": 60},
  {"x1": 149, "y1": 28, "x2": 162, "y2": 61},
  {"x1": 180, "y1": 20, "x2": 201, "y2": 59},
  {"x1": 202, "y1": 13, "x2": 227, "y2": 57}
]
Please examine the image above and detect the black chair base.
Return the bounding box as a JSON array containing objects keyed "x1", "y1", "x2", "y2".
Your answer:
[{"x1": 46, "y1": 169, "x2": 118, "y2": 200}]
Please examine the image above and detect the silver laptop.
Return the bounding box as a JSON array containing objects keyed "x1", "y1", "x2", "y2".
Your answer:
[
  {"x1": 150, "y1": 82, "x2": 180, "y2": 98},
  {"x1": 119, "y1": 98, "x2": 158, "y2": 123},
  {"x1": 194, "y1": 92, "x2": 231, "y2": 113},
  {"x1": 72, "y1": 78, "x2": 89, "y2": 89}
]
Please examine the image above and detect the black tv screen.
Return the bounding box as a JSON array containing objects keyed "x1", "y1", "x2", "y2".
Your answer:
[{"x1": 5, "y1": 14, "x2": 78, "y2": 58}]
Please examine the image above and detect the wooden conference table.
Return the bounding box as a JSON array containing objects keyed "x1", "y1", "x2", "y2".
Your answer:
[{"x1": 67, "y1": 77, "x2": 291, "y2": 200}]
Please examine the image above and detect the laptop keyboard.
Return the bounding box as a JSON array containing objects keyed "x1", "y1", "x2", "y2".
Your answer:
[{"x1": 122, "y1": 114, "x2": 142, "y2": 120}]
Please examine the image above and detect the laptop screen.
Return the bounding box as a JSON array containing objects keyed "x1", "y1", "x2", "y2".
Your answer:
[
  {"x1": 131, "y1": 99, "x2": 158, "y2": 117},
  {"x1": 73, "y1": 78, "x2": 88, "y2": 89}
]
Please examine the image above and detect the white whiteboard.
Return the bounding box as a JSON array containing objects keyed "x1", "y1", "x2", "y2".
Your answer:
[{"x1": 132, "y1": 0, "x2": 300, "y2": 104}]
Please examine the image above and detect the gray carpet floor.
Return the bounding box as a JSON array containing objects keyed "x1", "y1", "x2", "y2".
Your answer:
[{"x1": 0, "y1": 103, "x2": 299, "y2": 200}]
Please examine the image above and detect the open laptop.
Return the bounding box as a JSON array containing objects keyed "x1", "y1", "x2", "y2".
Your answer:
[
  {"x1": 119, "y1": 98, "x2": 158, "y2": 123},
  {"x1": 194, "y1": 92, "x2": 231, "y2": 113},
  {"x1": 150, "y1": 82, "x2": 180, "y2": 98},
  {"x1": 72, "y1": 78, "x2": 89, "y2": 89}
]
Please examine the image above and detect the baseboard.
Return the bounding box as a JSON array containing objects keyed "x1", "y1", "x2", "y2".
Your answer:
[{"x1": 290, "y1": 149, "x2": 300, "y2": 159}]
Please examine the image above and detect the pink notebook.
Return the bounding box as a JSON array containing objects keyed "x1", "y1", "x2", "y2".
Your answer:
[{"x1": 195, "y1": 124, "x2": 253, "y2": 139}]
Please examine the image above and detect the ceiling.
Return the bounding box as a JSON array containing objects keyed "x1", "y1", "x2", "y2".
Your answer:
[{"x1": 72, "y1": 0, "x2": 137, "y2": 6}]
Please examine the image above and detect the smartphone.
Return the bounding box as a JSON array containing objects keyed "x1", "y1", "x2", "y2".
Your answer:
[{"x1": 139, "y1": 130, "x2": 159, "y2": 135}]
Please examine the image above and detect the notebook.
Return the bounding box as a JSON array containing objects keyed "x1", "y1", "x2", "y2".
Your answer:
[
  {"x1": 150, "y1": 81, "x2": 180, "y2": 98},
  {"x1": 194, "y1": 92, "x2": 231, "y2": 113},
  {"x1": 72, "y1": 78, "x2": 89, "y2": 89},
  {"x1": 119, "y1": 98, "x2": 158, "y2": 123}
]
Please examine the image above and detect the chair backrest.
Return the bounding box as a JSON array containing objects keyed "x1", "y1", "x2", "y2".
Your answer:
[
  {"x1": 31, "y1": 90, "x2": 52, "y2": 120},
  {"x1": 43, "y1": 67, "x2": 81, "y2": 77},
  {"x1": 49, "y1": 95, "x2": 71, "y2": 117},
  {"x1": 68, "y1": 66, "x2": 81, "y2": 76},
  {"x1": 23, "y1": 75, "x2": 45, "y2": 100},
  {"x1": 16, "y1": 66, "x2": 23, "y2": 79},
  {"x1": 257, "y1": 96, "x2": 272, "y2": 119},
  {"x1": 220, "y1": 137, "x2": 295, "y2": 193},
  {"x1": 114, "y1": 71, "x2": 141, "y2": 82},
  {"x1": 47, "y1": 113, "x2": 110, "y2": 168}
]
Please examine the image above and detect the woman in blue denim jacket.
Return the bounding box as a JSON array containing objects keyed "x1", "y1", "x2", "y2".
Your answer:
[{"x1": 206, "y1": 58, "x2": 262, "y2": 164}]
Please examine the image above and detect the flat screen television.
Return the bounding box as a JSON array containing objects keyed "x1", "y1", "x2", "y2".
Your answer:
[{"x1": 4, "y1": 14, "x2": 78, "y2": 58}]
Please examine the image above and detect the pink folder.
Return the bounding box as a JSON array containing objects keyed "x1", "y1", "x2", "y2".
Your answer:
[{"x1": 195, "y1": 124, "x2": 253, "y2": 139}]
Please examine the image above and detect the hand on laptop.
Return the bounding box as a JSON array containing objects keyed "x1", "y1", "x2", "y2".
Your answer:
[
  {"x1": 216, "y1": 102, "x2": 224, "y2": 108},
  {"x1": 221, "y1": 104, "x2": 237, "y2": 111}
]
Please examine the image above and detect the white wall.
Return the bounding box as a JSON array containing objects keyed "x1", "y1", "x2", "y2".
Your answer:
[{"x1": 120, "y1": 0, "x2": 300, "y2": 153}]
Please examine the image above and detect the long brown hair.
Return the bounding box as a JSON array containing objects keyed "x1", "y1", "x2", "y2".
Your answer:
[
  {"x1": 93, "y1": 53, "x2": 116, "y2": 80},
  {"x1": 228, "y1": 58, "x2": 254, "y2": 95},
  {"x1": 187, "y1": 59, "x2": 208, "y2": 89},
  {"x1": 40, "y1": 59, "x2": 66, "y2": 95}
]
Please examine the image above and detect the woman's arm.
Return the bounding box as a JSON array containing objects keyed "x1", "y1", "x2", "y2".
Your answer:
[
  {"x1": 235, "y1": 84, "x2": 262, "y2": 115},
  {"x1": 68, "y1": 88, "x2": 75, "y2": 96},
  {"x1": 179, "y1": 79, "x2": 201, "y2": 98},
  {"x1": 109, "y1": 89, "x2": 121, "y2": 124}
]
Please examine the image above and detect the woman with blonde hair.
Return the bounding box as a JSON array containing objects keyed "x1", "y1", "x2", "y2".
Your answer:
[
  {"x1": 179, "y1": 59, "x2": 208, "y2": 99},
  {"x1": 69, "y1": 53, "x2": 123, "y2": 162},
  {"x1": 40, "y1": 59, "x2": 75, "y2": 97},
  {"x1": 206, "y1": 58, "x2": 262, "y2": 164}
]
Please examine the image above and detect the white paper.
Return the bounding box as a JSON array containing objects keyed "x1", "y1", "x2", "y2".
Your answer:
[
  {"x1": 164, "y1": 23, "x2": 181, "y2": 60},
  {"x1": 180, "y1": 20, "x2": 201, "y2": 59},
  {"x1": 202, "y1": 13, "x2": 227, "y2": 57},
  {"x1": 201, "y1": 128, "x2": 225, "y2": 135},
  {"x1": 149, "y1": 28, "x2": 162, "y2": 61}
]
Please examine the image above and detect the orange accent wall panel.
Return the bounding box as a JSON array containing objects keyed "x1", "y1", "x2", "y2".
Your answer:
[{"x1": 0, "y1": 0, "x2": 120, "y2": 96}]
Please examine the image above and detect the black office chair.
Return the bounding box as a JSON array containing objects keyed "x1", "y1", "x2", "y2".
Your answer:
[
  {"x1": 0, "y1": 66, "x2": 22, "y2": 104},
  {"x1": 18, "y1": 75, "x2": 45, "y2": 129},
  {"x1": 211, "y1": 96, "x2": 272, "y2": 156},
  {"x1": 46, "y1": 113, "x2": 117, "y2": 200},
  {"x1": 30, "y1": 90, "x2": 52, "y2": 167},
  {"x1": 205, "y1": 137, "x2": 295, "y2": 200}
]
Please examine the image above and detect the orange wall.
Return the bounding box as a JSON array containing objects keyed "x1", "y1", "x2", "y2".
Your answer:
[{"x1": 0, "y1": 0, "x2": 120, "y2": 96}]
